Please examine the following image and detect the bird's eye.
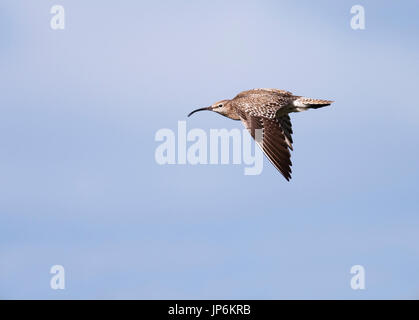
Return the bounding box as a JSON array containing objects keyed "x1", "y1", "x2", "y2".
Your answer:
[{"x1": 218, "y1": 104, "x2": 223, "y2": 108}]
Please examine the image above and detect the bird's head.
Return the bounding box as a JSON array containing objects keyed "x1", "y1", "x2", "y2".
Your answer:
[{"x1": 188, "y1": 99, "x2": 231, "y2": 118}]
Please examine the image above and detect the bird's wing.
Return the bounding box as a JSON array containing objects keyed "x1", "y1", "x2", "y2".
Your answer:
[{"x1": 240, "y1": 113, "x2": 294, "y2": 180}]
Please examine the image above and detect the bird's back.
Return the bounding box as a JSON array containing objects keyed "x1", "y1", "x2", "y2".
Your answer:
[
  {"x1": 233, "y1": 88, "x2": 294, "y2": 99},
  {"x1": 231, "y1": 88, "x2": 297, "y2": 119}
]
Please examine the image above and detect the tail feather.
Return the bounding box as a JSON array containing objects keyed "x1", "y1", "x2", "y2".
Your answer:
[{"x1": 292, "y1": 97, "x2": 334, "y2": 111}]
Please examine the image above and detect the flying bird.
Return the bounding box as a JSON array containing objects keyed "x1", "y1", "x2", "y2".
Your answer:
[{"x1": 188, "y1": 88, "x2": 333, "y2": 180}]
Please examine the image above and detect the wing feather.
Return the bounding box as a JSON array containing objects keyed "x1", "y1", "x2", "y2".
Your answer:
[{"x1": 240, "y1": 114, "x2": 294, "y2": 181}]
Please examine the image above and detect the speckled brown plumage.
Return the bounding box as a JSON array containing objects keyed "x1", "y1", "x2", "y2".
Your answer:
[{"x1": 188, "y1": 88, "x2": 334, "y2": 181}]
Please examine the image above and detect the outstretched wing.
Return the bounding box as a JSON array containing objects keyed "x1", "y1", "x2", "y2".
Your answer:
[{"x1": 240, "y1": 113, "x2": 294, "y2": 181}]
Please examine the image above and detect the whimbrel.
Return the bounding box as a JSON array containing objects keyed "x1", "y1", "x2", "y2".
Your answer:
[{"x1": 188, "y1": 88, "x2": 333, "y2": 180}]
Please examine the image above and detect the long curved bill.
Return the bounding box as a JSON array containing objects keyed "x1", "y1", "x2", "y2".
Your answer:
[{"x1": 187, "y1": 106, "x2": 212, "y2": 117}]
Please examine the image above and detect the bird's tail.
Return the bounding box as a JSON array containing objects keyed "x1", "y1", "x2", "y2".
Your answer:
[{"x1": 292, "y1": 97, "x2": 334, "y2": 112}]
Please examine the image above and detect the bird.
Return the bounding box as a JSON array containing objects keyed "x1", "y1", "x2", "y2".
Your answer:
[{"x1": 188, "y1": 88, "x2": 333, "y2": 181}]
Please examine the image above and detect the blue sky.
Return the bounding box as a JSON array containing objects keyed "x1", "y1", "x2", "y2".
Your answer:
[{"x1": 1, "y1": 0, "x2": 419, "y2": 299}]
